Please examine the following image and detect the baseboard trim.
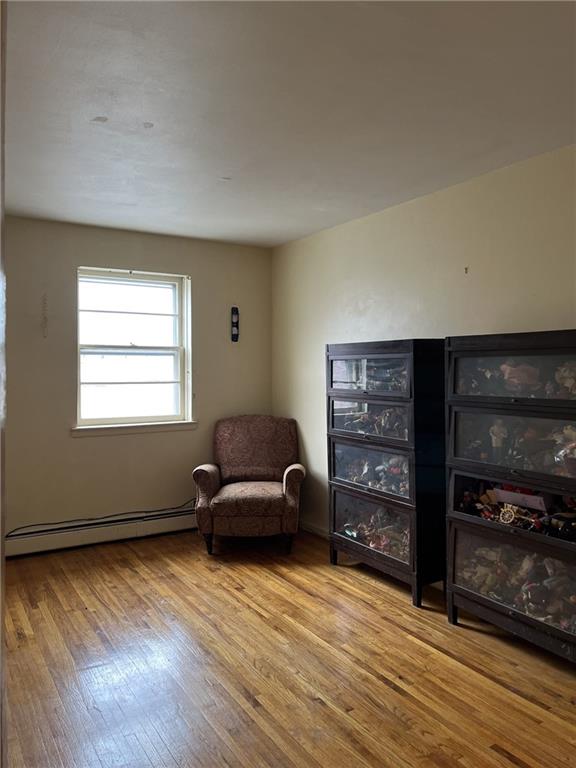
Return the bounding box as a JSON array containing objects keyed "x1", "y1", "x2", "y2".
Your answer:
[
  {"x1": 299, "y1": 520, "x2": 329, "y2": 540},
  {"x1": 8, "y1": 512, "x2": 328, "y2": 555},
  {"x1": 6, "y1": 511, "x2": 197, "y2": 556}
]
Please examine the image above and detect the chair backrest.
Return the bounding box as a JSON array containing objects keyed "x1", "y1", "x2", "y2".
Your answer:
[{"x1": 214, "y1": 415, "x2": 299, "y2": 483}]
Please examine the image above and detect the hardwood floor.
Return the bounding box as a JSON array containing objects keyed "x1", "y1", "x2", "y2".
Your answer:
[{"x1": 5, "y1": 531, "x2": 576, "y2": 768}]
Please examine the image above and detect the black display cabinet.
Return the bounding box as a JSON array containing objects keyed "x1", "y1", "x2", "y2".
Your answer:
[
  {"x1": 326, "y1": 339, "x2": 445, "y2": 606},
  {"x1": 445, "y1": 330, "x2": 576, "y2": 661}
]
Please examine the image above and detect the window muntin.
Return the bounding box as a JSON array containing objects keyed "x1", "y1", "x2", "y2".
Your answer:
[{"x1": 77, "y1": 268, "x2": 191, "y2": 426}]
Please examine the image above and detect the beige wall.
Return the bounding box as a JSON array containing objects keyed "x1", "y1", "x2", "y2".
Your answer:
[
  {"x1": 272, "y1": 146, "x2": 576, "y2": 535},
  {"x1": 6, "y1": 146, "x2": 576, "y2": 547},
  {"x1": 6, "y1": 217, "x2": 272, "y2": 546}
]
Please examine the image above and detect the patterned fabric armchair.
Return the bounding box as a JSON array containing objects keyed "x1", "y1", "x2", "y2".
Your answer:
[{"x1": 192, "y1": 415, "x2": 306, "y2": 554}]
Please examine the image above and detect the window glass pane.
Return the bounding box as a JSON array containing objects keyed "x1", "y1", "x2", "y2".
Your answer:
[
  {"x1": 79, "y1": 278, "x2": 177, "y2": 314},
  {"x1": 79, "y1": 311, "x2": 177, "y2": 346},
  {"x1": 80, "y1": 351, "x2": 179, "y2": 383},
  {"x1": 80, "y1": 383, "x2": 180, "y2": 420}
]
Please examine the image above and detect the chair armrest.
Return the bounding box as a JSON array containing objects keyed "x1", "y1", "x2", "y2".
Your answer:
[
  {"x1": 192, "y1": 463, "x2": 221, "y2": 506},
  {"x1": 283, "y1": 463, "x2": 306, "y2": 505}
]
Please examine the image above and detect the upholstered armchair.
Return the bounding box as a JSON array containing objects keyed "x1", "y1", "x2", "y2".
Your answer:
[{"x1": 193, "y1": 415, "x2": 306, "y2": 554}]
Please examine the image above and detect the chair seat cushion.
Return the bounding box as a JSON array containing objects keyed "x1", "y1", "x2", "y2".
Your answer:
[{"x1": 211, "y1": 481, "x2": 285, "y2": 517}]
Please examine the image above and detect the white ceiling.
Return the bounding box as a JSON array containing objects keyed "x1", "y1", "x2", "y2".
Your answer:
[{"x1": 6, "y1": 1, "x2": 575, "y2": 247}]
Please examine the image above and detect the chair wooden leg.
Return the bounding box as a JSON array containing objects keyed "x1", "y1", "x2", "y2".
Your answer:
[
  {"x1": 284, "y1": 534, "x2": 294, "y2": 555},
  {"x1": 203, "y1": 533, "x2": 214, "y2": 555}
]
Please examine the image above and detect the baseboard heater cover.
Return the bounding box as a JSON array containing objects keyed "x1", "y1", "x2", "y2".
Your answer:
[{"x1": 6, "y1": 505, "x2": 197, "y2": 556}]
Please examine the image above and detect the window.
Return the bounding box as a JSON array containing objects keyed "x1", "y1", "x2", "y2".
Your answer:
[{"x1": 77, "y1": 267, "x2": 192, "y2": 426}]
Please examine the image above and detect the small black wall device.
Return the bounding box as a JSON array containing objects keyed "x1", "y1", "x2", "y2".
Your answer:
[{"x1": 231, "y1": 306, "x2": 239, "y2": 342}]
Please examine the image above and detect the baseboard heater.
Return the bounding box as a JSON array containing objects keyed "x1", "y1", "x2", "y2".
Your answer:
[{"x1": 6, "y1": 503, "x2": 197, "y2": 556}]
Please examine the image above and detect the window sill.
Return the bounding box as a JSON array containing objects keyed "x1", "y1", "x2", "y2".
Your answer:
[{"x1": 71, "y1": 420, "x2": 199, "y2": 437}]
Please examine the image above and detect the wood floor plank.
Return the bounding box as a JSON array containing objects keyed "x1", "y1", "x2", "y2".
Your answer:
[{"x1": 6, "y1": 532, "x2": 576, "y2": 767}]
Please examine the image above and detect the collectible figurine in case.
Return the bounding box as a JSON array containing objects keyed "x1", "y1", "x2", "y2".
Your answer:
[
  {"x1": 455, "y1": 476, "x2": 576, "y2": 542},
  {"x1": 488, "y1": 418, "x2": 508, "y2": 463}
]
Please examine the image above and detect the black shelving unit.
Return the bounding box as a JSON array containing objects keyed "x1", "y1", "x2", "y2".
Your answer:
[
  {"x1": 445, "y1": 330, "x2": 576, "y2": 661},
  {"x1": 326, "y1": 339, "x2": 445, "y2": 606}
]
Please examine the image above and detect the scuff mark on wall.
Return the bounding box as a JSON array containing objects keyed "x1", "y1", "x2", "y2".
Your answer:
[{"x1": 41, "y1": 292, "x2": 48, "y2": 338}]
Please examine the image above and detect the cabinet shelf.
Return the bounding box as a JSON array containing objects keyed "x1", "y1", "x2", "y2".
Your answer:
[
  {"x1": 446, "y1": 330, "x2": 576, "y2": 408},
  {"x1": 327, "y1": 395, "x2": 412, "y2": 446},
  {"x1": 329, "y1": 436, "x2": 414, "y2": 504},
  {"x1": 451, "y1": 593, "x2": 576, "y2": 662},
  {"x1": 452, "y1": 584, "x2": 576, "y2": 644},
  {"x1": 448, "y1": 510, "x2": 576, "y2": 554},
  {"x1": 447, "y1": 402, "x2": 576, "y2": 490},
  {"x1": 446, "y1": 330, "x2": 576, "y2": 661},
  {"x1": 327, "y1": 339, "x2": 445, "y2": 607}
]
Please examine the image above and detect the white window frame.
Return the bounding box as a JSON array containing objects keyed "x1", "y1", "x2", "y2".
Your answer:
[{"x1": 77, "y1": 267, "x2": 192, "y2": 427}]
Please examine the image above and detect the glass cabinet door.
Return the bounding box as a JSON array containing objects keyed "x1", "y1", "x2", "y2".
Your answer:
[
  {"x1": 454, "y1": 353, "x2": 576, "y2": 401},
  {"x1": 452, "y1": 472, "x2": 576, "y2": 542},
  {"x1": 453, "y1": 411, "x2": 576, "y2": 481},
  {"x1": 330, "y1": 356, "x2": 409, "y2": 396},
  {"x1": 454, "y1": 527, "x2": 576, "y2": 636},
  {"x1": 332, "y1": 440, "x2": 411, "y2": 499},
  {"x1": 333, "y1": 490, "x2": 410, "y2": 563},
  {"x1": 330, "y1": 399, "x2": 409, "y2": 442}
]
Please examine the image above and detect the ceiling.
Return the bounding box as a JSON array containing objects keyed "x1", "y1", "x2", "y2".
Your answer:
[{"x1": 6, "y1": 1, "x2": 575, "y2": 247}]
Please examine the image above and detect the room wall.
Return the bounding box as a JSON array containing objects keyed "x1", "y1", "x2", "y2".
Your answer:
[
  {"x1": 271, "y1": 146, "x2": 576, "y2": 536},
  {"x1": 6, "y1": 216, "x2": 272, "y2": 551}
]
